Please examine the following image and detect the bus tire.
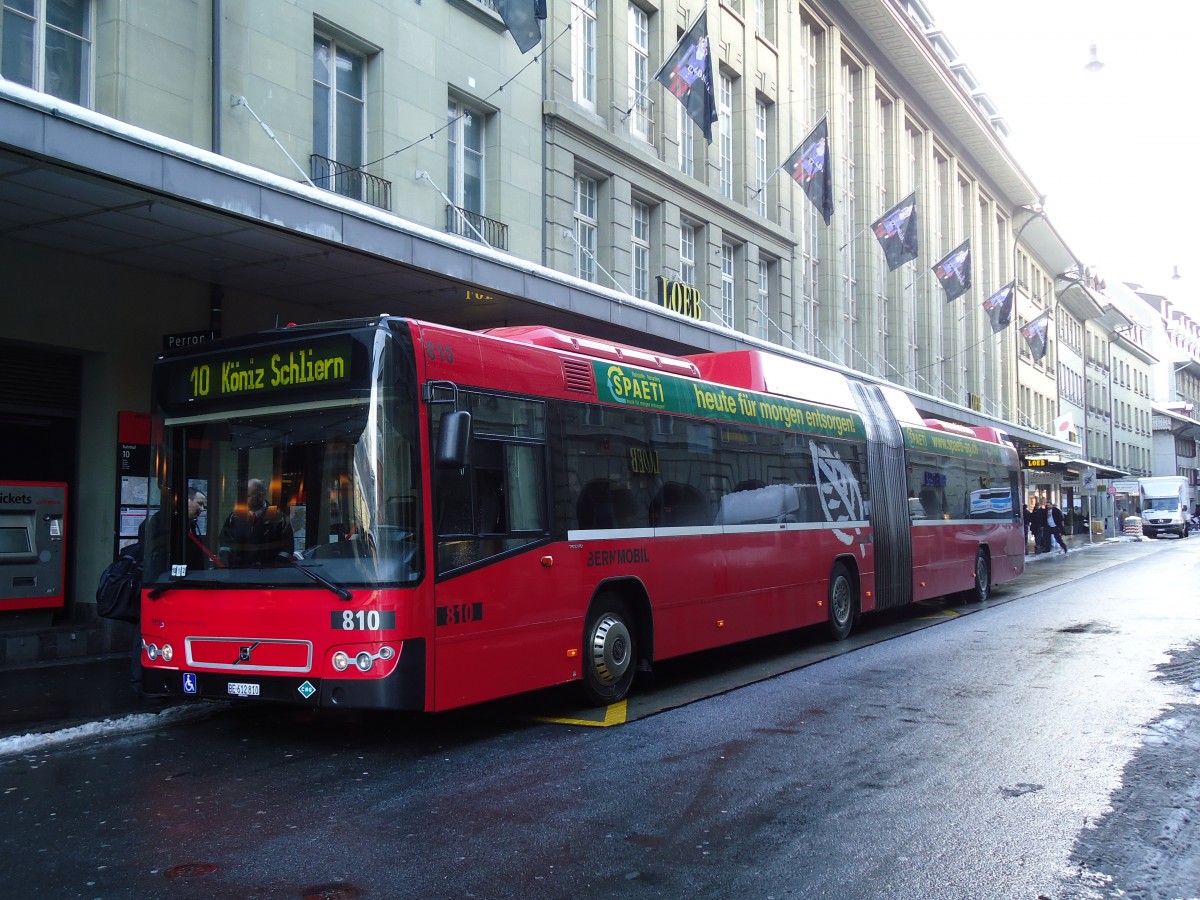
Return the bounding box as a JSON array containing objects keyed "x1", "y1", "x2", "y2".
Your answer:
[
  {"x1": 582, "y1": 595, "x2": 637, "y2": 706},
  {"x1": 827, "y1": 563, "x2": 855, "y2": 642},
  {"x1": 964, "y1": 549, "x2": 991, "y2": 603}
]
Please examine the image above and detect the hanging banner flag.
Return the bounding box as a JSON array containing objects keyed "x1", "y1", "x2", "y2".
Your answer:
[
  {"x1": 933, "y1": 239, "x2": 972, "y2": 302},
  {"x1": 1054, "y1": 412, "x2": 1075, "y2": 441},
  {"x1": 1021, "y1": 309, "x2": 1053, "y2": 363},
  {"x1": 983, "y1": 280, "x2": 1016, "y2": 333},
  {"x1": 497, "y1": 0, "x2": 546, "y2": 53},
  {"x1": 871, "y1": 193, "x2": 919, "y2": 270},
  {"x1": 783, "y1": 117, "x2": 833, "y2": 225},
  {"x1": 655, "y1": 11, "x2": 718, "y2": 143}
]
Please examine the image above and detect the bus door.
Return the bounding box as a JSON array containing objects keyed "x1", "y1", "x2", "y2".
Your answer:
[{"x1": 428, "y1": 392, "x2": 558, "y2": 708}]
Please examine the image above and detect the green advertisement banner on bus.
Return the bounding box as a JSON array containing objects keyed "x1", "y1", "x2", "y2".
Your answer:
[
  {"x1": 592, "y1": 361, "x2": 864, "y2": 441},
  {"x1": 903, "y1": 426, "x2": 1011, "y2": 465}
]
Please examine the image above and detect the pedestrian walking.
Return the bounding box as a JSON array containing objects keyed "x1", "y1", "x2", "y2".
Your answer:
[
  {"x1": 1049, "y1": 503, "x2": 1068, "y2": 554},
  {"x1": 1029, "y1": 499, "x2": 1049, "y2": 554}
]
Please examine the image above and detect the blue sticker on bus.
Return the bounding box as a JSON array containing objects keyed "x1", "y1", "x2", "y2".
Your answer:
[{"x1": 182, "y1": 672, "x2": 197, "y2": 694}]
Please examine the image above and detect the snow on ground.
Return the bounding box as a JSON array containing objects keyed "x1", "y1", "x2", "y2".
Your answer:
[{"x1": 0, "y1": 703, "x2": 225, "y2": 760}]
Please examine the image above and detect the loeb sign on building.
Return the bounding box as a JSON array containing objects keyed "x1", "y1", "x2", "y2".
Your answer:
[{"x1": 655, "y1": 275, "x2": 705, "y2": 321}]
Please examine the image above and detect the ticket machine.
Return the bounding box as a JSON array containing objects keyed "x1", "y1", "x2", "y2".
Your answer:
[{"x1": 0, "y1": 481, "x2": 67, "y2": 611}]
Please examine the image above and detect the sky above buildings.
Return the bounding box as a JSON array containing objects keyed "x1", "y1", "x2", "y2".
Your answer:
[{"x1": 925, "y1": 0, "x2": 1200, "y2": 311}]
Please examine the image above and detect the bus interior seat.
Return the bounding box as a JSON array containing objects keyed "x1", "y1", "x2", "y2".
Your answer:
[
  {"x1": 650, "y1": 482, "x2": 710, "y2": 527},
  {"x1": 919, "y1": 486, "x2": 942, "y2": 518},
  {"x1": 577, "y1": 480, "x2": 639, "y2": 529},
  {"x1": 475, "y1": 470, "x2": 505, "y2": 534}
]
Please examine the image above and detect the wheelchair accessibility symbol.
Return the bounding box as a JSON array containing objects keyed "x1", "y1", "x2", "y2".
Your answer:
[{"x1": 182, "y1": 672, "x2": 197, "y2": 694}]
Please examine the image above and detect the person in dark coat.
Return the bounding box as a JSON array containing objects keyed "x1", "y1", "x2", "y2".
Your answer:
[
  {"x1": 1029, "y1": 499, "x2": 1049, "y2": 554},
  {"x1": 1049, "y1": 503, "x2": 1068, "y2": 554},
  {"x1": 219, "y1": 478, "x2": 294, "y2": 566}
]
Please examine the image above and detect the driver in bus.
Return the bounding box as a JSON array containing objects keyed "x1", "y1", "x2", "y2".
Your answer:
[{"x1": 218, "y1": 478, "x2": 295, "y2": 566}]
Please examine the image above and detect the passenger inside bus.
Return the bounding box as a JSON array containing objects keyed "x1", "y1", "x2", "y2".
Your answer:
[{"x1": 218, "y1": 478, "x2": 295, "y2": 566}]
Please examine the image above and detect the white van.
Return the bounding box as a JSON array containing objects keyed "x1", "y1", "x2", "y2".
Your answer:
[{"x1": 1137, "y1": 476, "x2": 1192, "y2": 539}]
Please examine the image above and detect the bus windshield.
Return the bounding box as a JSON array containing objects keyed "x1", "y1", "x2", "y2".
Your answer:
[{"x1": 145, "y1": 327, "x2": 423, "y2": 589}]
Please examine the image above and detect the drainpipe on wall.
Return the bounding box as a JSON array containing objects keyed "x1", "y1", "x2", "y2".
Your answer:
[{"x1": 211, "y1": 0, "x2": 222, "y2": 154}]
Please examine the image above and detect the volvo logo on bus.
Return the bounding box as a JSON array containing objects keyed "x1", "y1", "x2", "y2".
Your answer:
[{"x1": 235, "y1": 642, "x2": 260, "y2": 665}]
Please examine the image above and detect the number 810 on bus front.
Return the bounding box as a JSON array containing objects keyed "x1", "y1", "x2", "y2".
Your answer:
[{"x1": 332, "y1": 610, "x2": 397, "y2": 630}]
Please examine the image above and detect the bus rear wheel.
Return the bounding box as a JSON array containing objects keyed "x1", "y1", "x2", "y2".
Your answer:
[
  {"x1": 582, "y1": 596, "x2": 637, "y2": 705},
  {"x1": 827, "y1": 563, "x2": 855, "y2": 642}
]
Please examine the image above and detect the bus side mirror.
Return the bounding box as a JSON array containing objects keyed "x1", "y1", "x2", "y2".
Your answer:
[{"x1": 436, "y1": 410, "x2": 471, "y2": 469}]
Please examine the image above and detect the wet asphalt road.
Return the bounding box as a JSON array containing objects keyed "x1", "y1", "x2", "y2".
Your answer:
[{"x1": 1, "y1": 537, "x2": 1198, "y2": 899}]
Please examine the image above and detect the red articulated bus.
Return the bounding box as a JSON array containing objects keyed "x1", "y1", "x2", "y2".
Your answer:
[{"x1": 140, "y1": 317, "x2": 1024, "y2": 711}]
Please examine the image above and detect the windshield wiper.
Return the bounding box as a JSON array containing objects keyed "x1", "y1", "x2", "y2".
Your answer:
[{"x1": 290, "y1": 559, "x2": 353, "y2": 601}]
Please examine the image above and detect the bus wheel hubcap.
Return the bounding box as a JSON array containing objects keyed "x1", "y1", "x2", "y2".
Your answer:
[
  {"x1": 831, "y1": 579, "x2": 850, "y2": 623},
  {"x1": 591, "y1": 615, "x2": 631, "y2": 685}
]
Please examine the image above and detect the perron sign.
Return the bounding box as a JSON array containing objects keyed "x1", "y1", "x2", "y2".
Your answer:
[{"x1": 654, "y1": 276, "x2": 705, "y2": 321}]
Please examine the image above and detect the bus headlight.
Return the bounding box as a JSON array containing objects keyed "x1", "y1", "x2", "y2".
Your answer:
[
  {"x1": 328, "y1": 645, "x2": 397, "y2": 676},
  {"x1": 161, "y1": 644, "x2": 173, "y2": 663},
  {"x1": 146, "y1": 643, "x2": 159, "y2": 661}
]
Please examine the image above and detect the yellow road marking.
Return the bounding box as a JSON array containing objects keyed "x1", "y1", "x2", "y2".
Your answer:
[{"x1": 534, "y1": 699, "x2": 628, "y2": 727}]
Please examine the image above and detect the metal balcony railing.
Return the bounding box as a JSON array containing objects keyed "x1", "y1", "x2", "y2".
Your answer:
[
  {"x1": 310, "y1": 154, "x2": 392, "y2": 211},
  {"x1": 444, "y1": 205, "x2": 508, "y2": 250}
]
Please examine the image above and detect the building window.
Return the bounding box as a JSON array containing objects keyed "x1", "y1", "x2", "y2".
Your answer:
[
  {"x1": 574, "y1": 175, "x2": 598, "y2": 282},
  {"x1": 572, "y1": 0, "x2": 597, "y2": 108},
  {"x1": 313, "y1": 34, "x2": 366, "y2": 199},
  {"x1": 1, "y1": 0, "x2": 91, "y2": 105},
  {"x1": 721, "y1": 242, "x2": 735, "y2": 328},
  {"x1": 839, "y1": 63, "x2": 858, "y2": 362},
  {"x1": 632, "y1": 200, "x2": 651, "y2": 301},
  {"x1": 719, "y1": 73, "x2": 734, "y2": 199},
  {"x1": 678, "y1": 107, "x2": 695, "y2": 177},
  {"x1": 754, "y1": 100, "x2": 768, "y2": 217},
  {"x1": 444, "y1": 97, "x2": 507, "y2": 245},
  {"x1": 447, "y1": 99, "x2": 484, "y2": 216},
  {"x1": 628, "y1": 3, "x2": 651, "y2": 140},
  {"x1": 757, "y1": 259, "x2": 771, "y2": 340},
  {"x1": 680, "y1": 220, "x2": 697, "y2": 287}
]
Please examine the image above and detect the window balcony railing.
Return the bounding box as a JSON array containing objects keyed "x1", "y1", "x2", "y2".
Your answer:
[
  {"x1": 445, "y1": 205, "x2": 509, "y2": 250},
  {"x1": 310, "y1": 154, "x2": 392, "y2": 211}
]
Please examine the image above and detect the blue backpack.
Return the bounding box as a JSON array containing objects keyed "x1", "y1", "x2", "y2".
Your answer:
[{"x1": 96, "y1": 542, "x2": 143, "y2": 623}]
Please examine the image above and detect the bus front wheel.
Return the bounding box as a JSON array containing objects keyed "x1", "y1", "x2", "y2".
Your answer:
[
  {"x1": 582, "y1": 595, "x2": 637, "y2": 705},
  {"x1": 827, "y1": 564, "x2": 855, "y2": 642}
]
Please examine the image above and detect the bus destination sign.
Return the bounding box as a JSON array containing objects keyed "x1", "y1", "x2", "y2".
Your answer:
[{"x1": 164, "y1": 337, "x2": 354, "y2": 406}]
